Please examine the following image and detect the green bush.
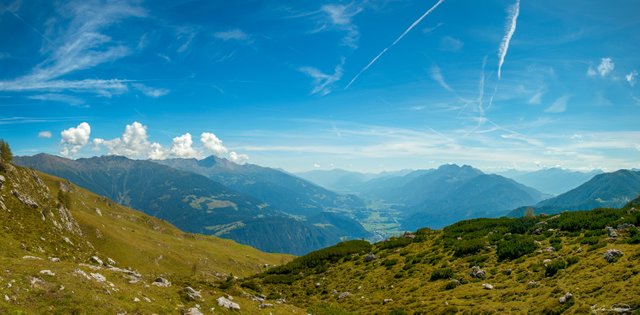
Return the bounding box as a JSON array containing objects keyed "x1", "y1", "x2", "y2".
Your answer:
[
  {"x1": 383, "y1": 259, "x2": 398, "y2": 268},
  {"x1": 566, "y1": 256, "x2": 579, "y2": 266},
  {"x1": 430, "y1": 268, "x2": 454, "y2": 281},
  {"x1": 0, "y1": 140, "x2": 12, "y2": 162},
  {"x1": 378, "y1": 237, "x2": 413, "y2": 250},
  {"x1": 453, "y1": 239, "x2": 485, "y2": 257},
  {"x1": 497, "y1": 235, "x2": 536, "y2": 261},
  {"x1": 545, "y1": 260, "x2": 567, "y2": 277}
]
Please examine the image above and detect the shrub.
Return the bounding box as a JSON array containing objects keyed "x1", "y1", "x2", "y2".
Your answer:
[
  {"x1": 430, "y1": 268, "x2": 454, "y2": 281},
  {"x1": 378, "y1": 237, "x2": 413, "y2": 250},
  {"x1": 240, "y1": 280, "x2": 261, "y2": 292},
  {"x1": 453, "y1": 239, "x2": 485, "y2": 257},
  {"x1": 0, "y1": 140, "x2": 12, "y2": 162},
  {"x1": 566, "y1": 256, "x2": 579, "y2": 266},
  {"x1": 383, "y1": 259, "x2": 398, "y2": 268},
  {"x1": 545, "y1": 260, "x2": 567, "y2": 277},
  {"x1": 443, "y1": 280, "x2": 459, "y2": 290},
  {"x1": 497, "y1": 235, "x2": 536, "y2": 261},
  {"x1": 266, "y1": 240, "x2": 371, "y2": 275}
]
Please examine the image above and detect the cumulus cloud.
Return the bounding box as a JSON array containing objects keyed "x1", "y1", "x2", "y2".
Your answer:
[
  {"x1": 201, "y1": 132, "x2": 228, "y2": 156},
  {"x1": 588, "y1": 57, "x2": 615, "y2": 77},
  {"x1": 544, "y1": 95, "x2": 570, "y2": 113},
  {"x1": 93, "y1": 121, "x2": 166, "y2": 159},
  {"x1": 38, "y1": 131, "x2": 52, "y2": 139},
  {"x1": 60, "y1": 122, "x2": 91, "y2": 157},
  {"x1": 626, "y1": 70, "x2": 637, "y2": 86},
  {"x1": 229, "y1": 151, "x2": 249, "y2": 164},
  {"x1": 170, "y1": 133, "x2": 200, "y2": 158}
]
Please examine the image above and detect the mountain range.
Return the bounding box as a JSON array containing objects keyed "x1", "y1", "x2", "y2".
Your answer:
[
  {"x1": 496, "y1": 168, "x2": 603, "y2": 195},
  {"x1": 14, "y1": 154, "x2": 370, "y2": 255},
  {"x1": 509, "y1": 169, "x2": 640, "y2": 217}
]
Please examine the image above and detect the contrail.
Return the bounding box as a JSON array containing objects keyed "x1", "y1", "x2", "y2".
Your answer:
[
  {"x1": 497, "y1": 0, "x2": 520, "y2": 79},
  {"x1": 345, "y1": 0, "x2": 446, "y2": 89}
]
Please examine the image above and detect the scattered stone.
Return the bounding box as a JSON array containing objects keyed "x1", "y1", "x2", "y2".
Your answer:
[
  {"x1": 39, "y1": 270, "x2": 55, "y2": 276},
  {"x1": 12, "y1": 190, "x2": 38, "y2": 208},
  {"x1": 482, "y1": 283, "x2": 494, "y2": 290},
  {"x1": 183, "y1": 286, "x2": 201, "y2": 301},
  {"x1": 49, "y1": 257, "x2": 61, "y2": 262},
  {"x1": 133, "y1": 297, "x2": 140, "y2": 303},
  {"x1": 338, "y1": 292, "x2": 350, "y2": 300},
  {"x1": 90, "y1": 273, "x2": 106, "y2": 282},
  {"x1": 470, "y1": 266, "x2": 486, "y2": 278},
  {"x1": 559, "y1": 292, "x2": 573, "y2": 304},
  {"x1": 606, "y1": 226, "x2": 618, "y2": 238},
  {"x1": 383, "y1": 298, "x2": 394, "y2": 304},
  {"x1": 542, "y1": 246, "x2": 556, "y2": 253},
  {"x1": 251, "y1": 294, "x2": 265, "y2": 303},
  {"x1": 611, "y1": 303, "x2": 632, "y2": 313},
  {"x1": 184, "y1": 307, "x2": 203, "y2": 315},
  {"x1": 0, "y1": 175, "x2": 5, "y2": 188},
  {"x1": 315, "y1": 282, "x2": 321, "y2": 287},
  {"x1": 276, "y1": 298, "x2": 286, "y2": 304},
  {"x1": 4, "y1": 295, "x2": 9, "y2": 302},
  {"x1": 258, "y1": 303, "x2": 273, "y2": 309},
  {"x1": 604, "y1": 249, "x2": 624, "y2": 263},
  {"x1": 143, "y1": 297, "x2": 151, "y2": 303},
  {"x1": 106, "y1": 257, "x2": 116, "y2": 266},
  {"x1": 543, "y1": 259, "x2": 553, "y2": 265},
  {"x1": 617, "y1": 223, "x2": 635, "y2": 230},
  {"x1": 73, "y1": 269, "x2": 91, "y2": 280},
  {"x1": 364, "y1": 253, "x2": 376, "y2": 262},
  {"x1": 22, "y1": 255, "x2": 43, "y2": 260},
  {"x1": 152, "y1": 277, "x2": 171, "y2": 287},
  {"x1": 527, "y1": 281, "x2": 540, "y2": 289},
  {"x1": 30, "y1": 277, "x2": 45, "y2": 288},
  {"x1": 95, "y1": 208, "x2": 103, "y2": 217},
  {"x1": 90, "y1": 256, "x2": 104, "y2": 266},
  {"x1": 217, "y1": 296, "x2": 240, "y2": 311}
]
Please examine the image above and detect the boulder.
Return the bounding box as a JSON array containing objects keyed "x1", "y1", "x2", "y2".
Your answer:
[
  {"x1": 183, "y1": 307, "x2": 203, "y2": 315},
  {"x1": 39, "y1": 270, "x2": 56, "y2": 276},
  {"x1": 364, "y1": 253, "x2": 376, "y2": 262},
  {"x1": 106, "y1": 257, "x2": 116, "y2": 266},
  {"x1": 606, "y1": 226, "x2": 618, "y2": 238},
  {"x1": 217, "y1": 296, "x2": 240, "y2": 311},
  {"x1": 482, "y1": 283, "x2": 494, "y2": 290},
  {"x1": 383, "y1": 298, "x2": 394, "y2": 304},
  {"x1": 617, "y1": 223, "x2": 635, "y2": 230},
  {"x1": 0, "y1": 175, "x2": 5, "y2": 188},
  {"x1": 611, "y1": 303, "x2": 632, "y2": 313},
  {"x1": 90, "y1": 273, "x2": 106, "y2": 282},
  {"x1": 90, "y1": 256, "x2": 104, "y2": 266},
  {"x1": 12, "y1": 190, "x2": 38, "y2": 208},
  {"x1": 604, "y1": 249, "x2": 624, "y2": 263},
  {"x1": 527, "y1": 281, "x2": 540, "y2": 289},
  {"x1": 152, "y1": 277, "x2": 171, "y2": 287},
  {"x1": 338, "y1": 292, "x2": 350, "y2": 300},
  {"x1": 470, "y1": 266, "x2": 486, "y2": 278},
  {"x1": 183, "y1": 286, "x2": 201, "y2": 301},
  {"x1": 559, "y1": 292, "x2": 573, "y2": 304},
  {"x1": 259, "y1": 303, "x2": 273, "y2": 309}
]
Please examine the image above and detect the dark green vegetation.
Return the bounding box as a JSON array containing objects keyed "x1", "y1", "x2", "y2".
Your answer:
[
  {"x1": 241, "y1": 198, "x2": 640, "y2": 314},
  {"x1": 0, "y1": 157, "x2": 301, "y2": 313},
  {"x1": 15, "y1": 154, "x2": 370, "y2": 255},
  {"x1": 509, "y1": 169, "x2": 640, "y2": 217},
  {"x1": 0, "y1": 139, "x2": 12, "y2": 162}
]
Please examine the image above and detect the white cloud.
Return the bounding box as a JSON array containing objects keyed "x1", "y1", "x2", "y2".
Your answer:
[
  {"x1": 528, "y1": 91, "x2": 543, "y2": 105},
  {"x1": 626, "y1": 70, "x2": 637, "y2": 86},
  {"x1": 319, "y1": 4, "x2": 362, "y2": 48},
  {"x1": 229, "y1": 151, "x2": 249, "y2": 164},
  {"x1": 589, "y1": 57, "x2": 615, "y2": 77},
  {"x1": 213, "y1": 29, "x2": 250, "y2": 42},
  {"x1": 170, "y1": 133, "x2": 200, "y2": 158},
  {"x1": 60, "y1": 122, "x2": 91, "y2": 157},
  {"x1": 544, "y1": 95, "x2": 570, "y2": 113},
  {"x1": 38, "y1": 131, "x2": 52, "y2": 138},
  {"x1": 439, "y1": 36, "x2": 463, "y2": 52},
  {"x1": 93, "y1": 121, "x2": 166, "y2": 159},
  {"x1": 132, "y1": 83, "x2": 170, "y2": 98},
  {"x1": 299, "y1": 64, "x2": 343, "y2": 96},
  {"x1": 200, "y1": 132, "x2": 229, "y2": 156},
  {"x1": 28, "y1": 93, "x2": 85, "y2": 106},
  {"x1": 313, "y1": 163, "x2": 321, "y2": 168},
  {"x1": 430, "y1": 65, "x2": 453, "y2": 92},
  {"x1": 497, "y1": 0, "x2": 520, "y2": 79}
]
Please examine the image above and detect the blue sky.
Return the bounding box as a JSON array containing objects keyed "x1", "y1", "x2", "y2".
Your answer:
[{"x1": 1, "y1": 0, "x2": 639, "y2": 172}]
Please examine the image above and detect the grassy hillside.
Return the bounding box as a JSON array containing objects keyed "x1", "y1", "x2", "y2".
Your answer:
[
  {"x1": 0, "y1": 159, "x2": 300, "y2": 313},
  {"x1": 242, "y1": 199, "x2": 640, "y2": 314}
]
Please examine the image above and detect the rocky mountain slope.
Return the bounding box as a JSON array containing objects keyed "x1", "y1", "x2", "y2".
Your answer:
[
  {"x1": 497, "y1": 168, "x2": 603, "y2": 196},
  {"x1": 241, "y1": 198, "x2": 640, "y2": 314},
  {"x1": 15, "y1": 154, "x2": 369, "y2": 255},
  {"x1": 509, "y1": 169, "x2": 640, "y2": 217},
  {"x1": 0, "y1": 157, "x2": 301, "y2": 314}
]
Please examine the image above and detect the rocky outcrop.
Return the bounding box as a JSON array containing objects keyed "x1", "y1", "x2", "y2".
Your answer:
[
  {"x1": 559, "y1": 292, "x2": 573, "y2": 304},
  {"x1": 482, "y1": 283, "x2": 494, "y2": 290},
  {"x1": 606, "y1": 226, "x2": 618, "y2": 238},
  {"x1": 183, "y1": 307, "x2": 203, "y2": 315},
  {"x1": 217, "y1": 296, "x2": 240, "y2": 311},
  {"x1": 338, "y1": 292, "x2": 350, "y2": 300},
  {"x1": 604, "y1": 249, "x2": 623, "y2": 263},
  {"x1": 470, "y1": 266, "x2": 486, "y2": 278},
  {"x1": 152, "y1": 277, "x2": 171, "y2": 287},
  {"x1": 12, "y1": 190, "x2": 38, "y2": 208},
  {"x1": 183, "y1": 286, "x2": 201, "y2": 301},
  {"x1": 364, "y1": 253, "x2": 376, "y2": 262}
]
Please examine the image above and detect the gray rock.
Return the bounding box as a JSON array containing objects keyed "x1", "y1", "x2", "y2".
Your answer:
[
  {"x1": 217, "y1": 296, "x2": 240, "y2": 311},
  {"x1": 12, "y1": 190, "x2": 38, "y2": 208},
  {"x1": 0, "y1": 175, "x2": 5, "y2": 188},
  {"x1": 383, "y1": 298, "x2": 394, "y2": 304},
  {"x1": 152, "y1": 277, "x2": 171, "y2": 287},
  {"x1": 617, "y1": 223, "x2": 635, "y2": 230},
  {"x1": 106, "y1": 257, "x2": 116, "y2": 266},
  {"x1": 482, "y1": 283, "x2": 494, "y2": 290},
  {"x1": 559, "y1": 292, "x2": 573, "y2": 304},
  {"x1": 364, "y1": 253, "x2": 376, "y2": 262},
  {"x1": 39, "y1": 270, "x2": 55, "y2": 276},
  {"x1": 611, "y1": 303, "x2": 632, "y2": 313},
  {"x1": 527, "y1": 281, "x2": 540, "y2": 288},
  {"x1": 606, "y1": 226, "x2": 618, "y2": 238},
  {"x1": 470, "y1": 266, "x2": 486, "y2": 278},
  {"x1": 259, "y1": 303, "x2": 273, "y2": 309},
  {"x1": 604, "y1": 249, "x2": 624, "y2": 263},
  {"x1": 184, "y1": 286, "x2": 201, "y2": 301},
  {"x1": 90, "y1": 256, "x2": 104, "y2": 266},
  {"x1": 338, "y1": 292, "x2": 350, "y2": 300},
  {"x1": 183, "y1": 307, "x2": 203, "y2": 315}
]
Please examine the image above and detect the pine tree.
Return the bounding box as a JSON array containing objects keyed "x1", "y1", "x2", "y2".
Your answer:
[{"x1": 0, "y1": 140, "x2": 12, "y2": 162}]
